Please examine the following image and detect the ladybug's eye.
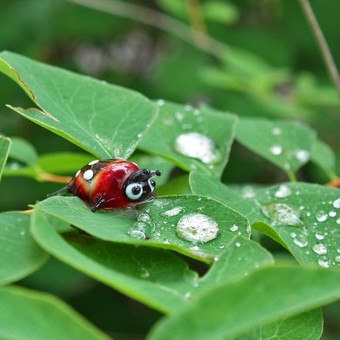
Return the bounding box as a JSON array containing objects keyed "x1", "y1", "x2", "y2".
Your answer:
[{"x1": 125, "y1": 183, "x2": 143, "y2": 201}]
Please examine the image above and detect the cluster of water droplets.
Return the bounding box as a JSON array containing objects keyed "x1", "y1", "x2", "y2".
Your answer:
[
  {"x1": 128, "y1": 212, "x2": 155, "y2": 240},
  {"x1": 263, "y1": 184, "x2": 340, "y2": 269}
]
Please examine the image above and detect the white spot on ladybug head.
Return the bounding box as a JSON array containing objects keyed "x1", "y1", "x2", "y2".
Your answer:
[
  {"x1": 83, "y1": 169, "x2": 94, "y2": 181},
  {"x1": 75, "y1": 169, "x2": 81, "y2": 177},
  {"x1": 89, "y1": 160, "x2": 99, "y2": 166}
]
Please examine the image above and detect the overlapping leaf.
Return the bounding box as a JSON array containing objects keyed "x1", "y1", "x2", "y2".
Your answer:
[
  {"x1": 0, "y1": 286, "x2": 109, "y2": 340},
  {"x1": 0, "y1": 136, "x2": 10, "y2": 182},
  {"x1": 139, "y1": 101, "x2": 237, "y2": 177},
  {"x1": 0, "y1": 212, "x2": 48, "y2": 285}
]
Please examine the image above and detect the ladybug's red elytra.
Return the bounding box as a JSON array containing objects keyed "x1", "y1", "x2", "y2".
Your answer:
[{"x1": 48, "y1": 159, "x2": 161, "y2": 212}]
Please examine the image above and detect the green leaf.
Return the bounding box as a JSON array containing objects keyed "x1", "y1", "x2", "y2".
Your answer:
[
  {"x1": 0, "y1": 212, "x2": 48, "y2": 285},
  {"x1": 189, "y1": 170, "x2": 262, "y2": 223},
  {"x1": 36, "y1": 195, "x2": 250, "y2": 262},
  {"x1": 0, "y1": 136, "x2": 11, "y2": 182},
  {"x1": 139, "y1": 101, "x2": 237, "y2": 177},
  {"x1": 236, "y1": 117, "x2": 316, "y2": 179},
  {"x1": 8, "y1": 137, "x2": 38, "y2": 165},
  {"x1": 234, "y1": 309, "x2": 322, "y2": 340},
  {"x1": 203, "y1": 1, "x2": 239, "y2": 24},
  {"x1": 254, "y1": 183, "x2": 340, "y2": 268},
  {"x1": 311, "y1": 139, "x2": 337, "y2": 180},
  {"x1": 0, "y1": 51, "x2": 157, "y2": 159},
  {"x1": 0, "y1": 285, "x2": 109, "y2": 340},
  {"x1": 149, "y1": 265, "x2": 340, "y2": 340},
  {"x1": 30, "y1": 208, "x2": 198, "y2": 314}
]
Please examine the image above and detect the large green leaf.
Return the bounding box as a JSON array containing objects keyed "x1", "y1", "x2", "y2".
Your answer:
[
  {"x1": 233, "y1": 309, "x2": 322, "y2": 340},
  {"x1": 149, "y1": 266, "x2": 340, "y2": 339},
  {"x1": 0, "y1": 285, "x2": 109, "y2": 340},
  {"x1": 236, "y1": 117, "x2": 316, "y2": 179},
  {"x1": 0, "y1": 51, "x2": 157, "y2": 159},
  {"x1": 0, "y1": 212, "x2": 48, "y2": 285},
  {"x1": 139, "y1": 101, "x2": 237, "y2": 177},
  {"x1": 254, "y1": 183, "x2": 340, "y2": 268},
  {"x1": 30, "y1": 208, "x2": 198, "y2": 314},
  {"x1": 36, "y1": 195, "x2": 250, "y2": 262},
  {"x1": 0, "y1": 136, "x2": 10, "y2": 182},
  {"x1": 31, "y1": 207, "x2": 271, "y2": 313}
]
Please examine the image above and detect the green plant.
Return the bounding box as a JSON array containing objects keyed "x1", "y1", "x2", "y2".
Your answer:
[{"x1": 0, "y1": 48, "x2": 340, "y2": 339}]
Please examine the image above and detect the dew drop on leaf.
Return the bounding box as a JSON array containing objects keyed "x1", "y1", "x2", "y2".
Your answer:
[
  {"x1": 274, "y1": 184, "x2": 292, "y2": 198},
  {"x1": 261, "y1": 203, "x2": 301, "y2": 226},
  {"x1": 312, "y1": 243, "x2": 328, "y2": 255},
  {"x1": 229, "y1": 224, "x2": 239, "y2": 232},
  {"x1": 176, "y1": 213, "x2": 219, "y2": 244},
  {"x1": 318, "y1": 258, "x2": 331, "y2": 268},
  {"x1": 294, "y1": 149, "x2": 310, "y2": 163},
  {"x1": 332, "y1": 197, "x2": 340, "y2": 209},
  {"x1": 270, "y1": 145, "x2": 283, "y2": 155},
  {"x1": 161, "y1": 206, "x2": 184, "y2": 217},
  {"x1": 174, "y1": 132, "x2": 221, "y2": 164},
  {"x1": 316, "y1": 212, "x2": 328, "y2": 222}
]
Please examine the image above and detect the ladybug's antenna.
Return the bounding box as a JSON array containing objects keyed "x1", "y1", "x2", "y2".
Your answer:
[{"x1": 47, "y1": 185, "x2": 69, "y2": 198}]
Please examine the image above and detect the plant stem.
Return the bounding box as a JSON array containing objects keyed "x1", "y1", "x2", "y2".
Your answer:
[{"x1": 299, "y1": 0, "x2": 340, "y2": 97}]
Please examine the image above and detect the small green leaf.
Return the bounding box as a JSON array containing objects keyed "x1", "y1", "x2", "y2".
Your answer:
[
  {"x1": 0, "y1": 136, "x2": 11, "y2": 182},
  {"x1": 149, "y1": 266, "x2": 340, "y2": 340},
  {"x1": 254, "y1": 183, "x2": 340, "y2": 268},
  {"x1": 236, "y1": 117, "x2": 316, "y2": 178},
  {"x1": 0, "y1": 285, "x2": 109, "y2": 340},
  {"x1": 139, "y1": 101, "x2": 237, "y2": 177},
  {"x1": 37, "y1": 195, "x2": 250, "y2": 262},
  {"x1": 0, "y1": 51, "x2": 157, "y2": 159},
  {"x1": 311, "y1": 139, "x2": 337, "y2": 180},
  {"x1": 0, "y1": 212, "x2": 48, "y2": 285}
]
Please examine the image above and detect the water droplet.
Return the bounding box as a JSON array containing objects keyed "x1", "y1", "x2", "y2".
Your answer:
[
  {"x1": 128, "y1": 224, "x2": 147, "y2": 240},
  {"x1": 229, "y1": 224, "x2": 239, "y2": 232},
  {"x1": 312, "y1": 243, "x2": 328, "y2": 255},
  {"x1": 139, "y1": 267, "x2": 150, "y2": 279},
  {"x1": 270, "y1": 145, "x2": 283, "y2": 155},
  {"x1": 174, "y1": 132, "x2": 221, "y2": 164},
  {"x1": 272, "y1": 127, "x2": 282, "y2": 135},
  {"x1": 274, "y1": 184, "x2": 292, "y2": 198},
  {"x1": 128, "y1": 213, "x2": 154, "y2": 240},
  {"x1": 316, "y1": 212, "x2": 327, "y2": 222},
  {"x1": 261, "y1": 203, "x2": 301, "y2": 226},
  {"x1": 329, "y1": 210, "x2": 336, "y2": 217},
  {"x1": 294, "y1": 149, "x2": 310, "y2": 163},
  {"x1": 315, "y1": 232, "x2": 326, "y2": 240},
  {"x1": 318, "y1": 258, "x2": 330, "y2": 268},
  {"x1": 332, "y1": 197, "x2": 340, "y2": 209},
  {"x1": 335, "y1": 256, "x2": 340, "y2": 263},
  {"x1": 162, "y1": 206, "x2": 184, "y2": 217},
  {"x1": 176, "y1": 213, "x2": 219, "y2": 244},
  {"x1": 337, "y1": 218, "x2": 340, "y2": 225},
  {"x1": 157, "y1": 99, "x2": 165, "y2": 106},
  {"x1": 293, "y1": 238, "x2": 308, "y2": 248},
  {"x1": 235, "y1": 242, "x2": 241, "y2": 248}
]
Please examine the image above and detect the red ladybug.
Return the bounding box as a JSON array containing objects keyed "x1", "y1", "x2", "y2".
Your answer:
[{"x1": 48, "y1": 159, "x2": 161, "y2": 212}]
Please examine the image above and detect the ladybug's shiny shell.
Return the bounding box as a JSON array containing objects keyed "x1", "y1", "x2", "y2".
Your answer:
[{"x1": 48, "y1": 159, "x2": 161, "y2": 212}]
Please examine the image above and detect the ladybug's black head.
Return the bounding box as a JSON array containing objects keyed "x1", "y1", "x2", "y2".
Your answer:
[{"x1": 124, "y1": 169, "x2": 161, "y2": 202}]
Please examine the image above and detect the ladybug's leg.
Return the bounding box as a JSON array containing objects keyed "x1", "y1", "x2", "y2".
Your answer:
[
  {"x1": 47, "y1": 185, "x2": 69, "y2": 198},
  {"x1": 90, "y1": 197, "x2": 107, "y2": 212}
]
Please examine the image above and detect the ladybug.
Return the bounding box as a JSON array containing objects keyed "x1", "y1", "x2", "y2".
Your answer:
[{"x1": 48, "y1": 159, "x2": 161, "y2": 212}]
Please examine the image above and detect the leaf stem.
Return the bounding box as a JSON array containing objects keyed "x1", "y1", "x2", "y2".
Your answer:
[
  {"x1": 287, "y1": 171, "x2": 297, "y2": 182},
  {"x1": 299, "y1": 0, "x2": 340, "y2": 97}
]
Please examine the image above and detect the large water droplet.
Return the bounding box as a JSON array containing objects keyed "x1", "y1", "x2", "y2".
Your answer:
[
  {"x1": 312, "y1": 243, "x2": 328, "y2": 255},
  {"x1": 316, "y1": 212, "x2": 327, "y2": 222},
  {"x1": 128, "y1": 213, "x2": 154, "y2": 240},
  {"x1": 176, "y1": 213, "x2": 219, "y2": 244},
  {"x1": 332, "y1": 197, "x2": 340, "y2": 209},
  {"x1": 174, "y1": 132, "x2": 221, "y2": 164},
  {"x1": 318, "y1": 258, "x2": 330, "y2": 268},
  {"x1": 261, "y1": 203, "x2": 301, "y2": 226}
]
